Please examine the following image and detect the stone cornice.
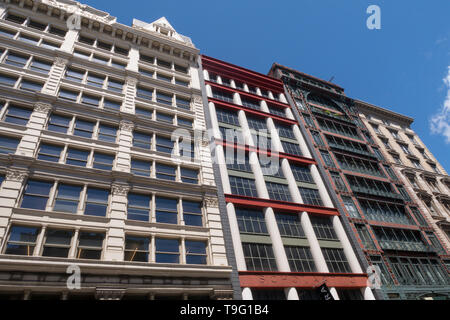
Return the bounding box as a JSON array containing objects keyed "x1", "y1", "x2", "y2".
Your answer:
[{"x1": 354, "y1": 100, "x2": 414, "y2": 126}]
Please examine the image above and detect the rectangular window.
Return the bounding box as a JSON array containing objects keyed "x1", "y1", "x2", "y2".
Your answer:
[
  {"x1": 290, "y1": 164, "x2": 314, "y2": 183},
  {"x1": 98, "y1": 124, "x2": 117, "y2": 143},
  {"x1": 285, "y1": 246, "x2": 316, "y2": 272},
  {"x1": 281, "y1": 141, "x2": 302, "y2": 156},
  {"x1": 19, "y1": 79, "x2": 43, "y2": 92},
  {"x1": 275, "y1": 213, "x2": 304, "y2": 238},
  {"x1": 342, "y1": 197, "x2": 360, "y2": 218},
  {"x1": 0, "y1": 28, "x2": 16, "y2": 38},
  {"x1": 216, "y1": 108, "x2": 240, "y2": 126},
  {"x1": 186, "y1": 241, "x2": 207, "y2": 265},
  {"x1": 127, "y1": 193, "x2": 151, "y2": 222},
  {"x1": 243, "y1": 243, "x2": 277, "y2": 272},
  {"x1": 156, "y1": 136, "x2": 173, "y2": 154},
  {"x1": 5, "y1": 13, "x2": 26, "y2": 24},
  {"x1": 30, "y1": 59, "x2": 52, "y2": 74},
  {"x1": 86, "y1": 73, "x2": 105, "y2": 88},
  {"x1": 229, "y1": 176, "x2": 258, "y2": 198},
  {"x1": 156, "y1": 163, "x2": 176, "y2": 181},
  {"x1": 42, "y1": 229, "x2": 73, "y2": 258},
  {"x1": 176, "y1": 97, "x2": 191, "y2": 110},
  {"x1": 156, "y1": 91, "x2": 173, "y2": 105},
  {"x1": 84, "y1": 188, "x2": 109, "y2": 217},
  {"x1": 5, "y1": 226, "x2": 40, "y2": 256},
  {"x1": 241, "y1": 98, "x2": 260, "y2": 111},
  {"x1": 53, "y1": 184, "x2": 82, "y2": 213},
  {"x1": 49, "y1": 26, "x2": 67, "y2": 37},
  {"x1": 155, "y1": 197, "x2": 178, "y2": 225},
  {"x1": 103, "y1": 99, "x2": 121, "y2": 112},
  {"x1": 299, "y1": 187, "x2": 323, "y2": 206},
  {"x1": 125, "y1": 236, "x2": 150, "y2": 262},
  {"x1": 21, "y1": 180, "x2": 53, "y2": 210},
  {"x1": 77, "y1": 232, "x2": 104, "y2": 260},
  {"x1": 59, "y1": 89, "x2": 78, "y2": 101},
  {"x1": 157, "y1": 73, "x2": 172, "y2": 83},
  {"x1": 133, "y1": 131, "x2": 152, "y2": 149},
  {"x1": 157, "y1": 112, "x2": 174, "y2": 124},
  {"x1": 266, "y1": 182, "x2": 292, "y2": 202},
  {"x1": 18, "y1": 34, "x2": 39, "y2": 45},
  {"x1": 175, "y1": 64, "x2": 188, "y2": 73},
  {"x1": 66, "y1": 148, "x2": 89, "y2": 167},
  {"x1": 355, "y1": 224, "x2": 376, "y2": 250},
  {"x1": 136, "y1": 86, "x2": 153, "y2": 100},
  {"x1": 310, "y1": 216, "x2": 338, "y2": 240},
  {"x1": 321, "y1": 151, "x2": 335, "y2": 168},
  {"x1": 276, "y1": 123, "x2": 296, "y2": 140},
  {"x1": 181, "y1": 168, "x2": 198, "y2": 184},
  {"x1": 183, "y1": 201, "x2": 203, "y2": 227},
  {"x1": 268, "y1": 105, "x2": 286, "y2": 117},
  {"x1": 93, "y1": 153, "x2": 114, "y2": 171},
  {"x1": 4, "y1": 105, "x2": 32, "y2": 126},
  {"x1": 0, "y1": 135, "x2": 20, "y2": 154},
  {"x1": 0, "y1": 73, "x2": 18, "y2": 87},
  {"x1": 107, "y1": 79, "x2": 123, "y2": 93},
  {"x1": 140, "y1": 54, "x2": 155, "y2": 64},
  {"x1": 135, "y1": 106, "x2": 153, "y2": 118},
  {"x1": 5, "y1": 52, "x2": 29, "y2": 68},
  {"x1": 155, "y1": 238, "x2": 179, "y2": 263},
  {"x1": 175, "y1": 78, "x2": 189, "y2": 87},
  {"x1": 81, "y1": 94, "x2": 100, "y2": 107},
  {"x1": 47, "y1": 114, "x2": 71, "y2": 133},
  {"x1": 322, "y1": 248, "x2": 351, "y2": 273},
  {"x1": 38, "y1": 144, "x2": 63, "y2": 162},
  {"x1": 131, "y1": 159, "x2": 152, "y2": 177},
  {"x1": 178, "y1": 117, "x2": 193, "y2": 128},
  {"x1": 236, "y1": 208, "x2": 267, "y2": 234},
  {"x1": 157, "y1": 59, "x2": 171, "y2": 69}
]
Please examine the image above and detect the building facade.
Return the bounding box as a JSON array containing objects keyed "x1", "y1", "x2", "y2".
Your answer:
[
  {"x1": 200, "y1": 55, "x2": 376, "y2": 300},
  {"x1": 357, "y1": 100, "x2": 450, "y2": 269},
  {"x1": 0, "y1": 0, "x2": 234, "y2": 300},
  {"x1": 269, "y1": 63, "x2": 450, "y2": 300}
]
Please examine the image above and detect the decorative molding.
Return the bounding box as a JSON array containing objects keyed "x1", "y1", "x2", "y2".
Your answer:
[
  {"x1": 125, "y1": 77, "x2": 138, "y2": 86},
  {"x1": 193, "y1": 95, "x2": 203, "y2": 105},
  {"x1": 6, "y1": 169, "x2": 29, "y2": 183},
  {"x1": 54, "y1": 57, "x2": 69, "y2": 68},
  {"x1": 111, "y1": 184, "x2": 130, "y2": 196},
  {"x1": 204, "y1": 197, "x2": 219, "y2": 208},
  {"x1": 119, "y1": 120, "x2": 135, "y2": 132},
  {"x1": 34, "y1": 102, "x2": 53, "y2": 114}
]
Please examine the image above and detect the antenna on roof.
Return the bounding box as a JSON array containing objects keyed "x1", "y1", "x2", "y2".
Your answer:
[{"x1": 329, "y1": 76, "x2": 335, "y2": 83}]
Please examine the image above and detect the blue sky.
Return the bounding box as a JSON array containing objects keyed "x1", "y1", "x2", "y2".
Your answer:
[{"x1": 82, "y1": 0, "x2": 450, "y2": 171}]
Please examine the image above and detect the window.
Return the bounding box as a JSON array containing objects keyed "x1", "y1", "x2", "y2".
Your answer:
[
  {"x1": 127, "y1": 193, "x2": 151, "y2": 222},
  {"x1": 53, "y1": 184, "x2": 82, "y2": 213},
  {"x1": 5, "y1": 13, "x2": 26, "y2": 24},
  {"x1": 93, "y1": 153, "x2": 114, "y2": 171},
  {"x1": 216, "y1": 108, "x2": 239, "y2": 126},
  {"x1": 5, "y1": 226, "x2": 40, "y2": 256},
  {"x1": 285, "y1": 246, "x2": 316, "y2": 272},
  {"x1": 4, "y1": 52, "x2": 29, "y2": 68},
  {"x1": 178, "y1": 117, "x2": 193, "y2": 128},
  {"x1": 0, "y1": 136, "x2": 20, "y2": 154},
  {"x1": 156, "y1": 163, "x2": 176, "y2": 181},
  {"x1": 49, "y1": 26, "x2": 67, "y2": 37},
  {"x1": 331, "y1": 172, "x2": 347, "y2": 191},
  {"x1": 174, "y1": 64, "x2": 188, "y2": 74},
  {"x1": 76, "y1": 232, "x2": 104, "y2": 260},
  {"x1": 156, "y1": 136, "x2": 173, "y2": 154},
  {"x1": 310, "y1": 216, "x2": 338, "y2": 240},
  {"x1": 276, "y1": 123, "x2": 296, "y2": 140},
  {"x1": 229, "y1": 176, "x2": 258, "y2": 198},
  {"x1": 392, "y1": 155, "x2": 402, "y2": 165},
  {"x1": 183, "y1": 201, "x2": 203, "y2": 227},
  {"x1": 19, "y1": 79, "x2": 43, "y2": 92},
  {"x1": 37, "y1": 144, "x2": 63, "y2": 162},
  {"x1": 98, "y1": 124, "x2": 117, "y2": 143},
  {"x1": 372, "y1": 147, "x2": 384, "y2": 161},
  {"x1": 103, "y1": 99, "x2": 121, "y2": 112},
  {"x1": 247, "y1": 116, "x2": 267, "y2": 131},
  {"x1": 47, "y1": 114, "x2": 71, "y2": 133},
  {"x1": 140, "y1": 54, "x2": 154, "y2": 64},
  {"x1": 355, "y1": 224, "x2": 376, "y2": 250},
  {"x1": 181, "y1": 168, "x2": 198, "y2": 184},
  {"x1": 175, "y1": 78, "x2": 189, "y2": 87},
  {"x1": 28, "y1": 20, "x2": 47, "y2": 30},
  {"x1": 268, "y1": 105, "x2": 286, "y2": 117},
  {"x1": 30, "y1": 59, "x2": 52, "y2": 74},
  {"x1": 321, "y1": 151, "x2": 335, "y2": 168},
  {"x1": 81, "y1": 94, "x2": 100, "y2": 107},
  {"x1": 157, "y1": 59, "x2": 171, "y2": 69},
  {"x1": 281, "y1": 141, "x2": 303, "y2": 156},
  {"x1": 125, "y1": 236, "x2": 150, "y2": 262},
  {"x1": 42, "y1": 229, "x2": 73, "y2": 258},
  {"x1": 212, "y1": 89, "x2": 234, "y2": 103},
  {"x1": 156, "y1": 92, "x2": 173, "y2": 105},
  {"x1": 236, "y1": 208, "x2": 267, "y2": 234},
  {"x1": 84, "y1": 188, "x2": 109, "y2": 217},
  {"x1": 241, "y1": 97, "x2": 260, "y2": 111},
  {"x1": 299, "y1": 187, "x2": 323, "y2": 206},
  {"x1": 384, "y1": 166, "x2": 398, "y2": 180},
  {"x1": 133, "y1": 132, "x2": 152, "y2": 149},
  {"x1": 186, "y1": 241, "x2": 207, "y2": 265},
  {"x1": 131, "y1": 159, "x2": 152, "y2": 177},
  {"x1": 107, "y1": 79, "x2": 123, "y2": 93},
  {"x1": 311, "y1": 131, "x2": 324, "y2": 146},
  {"x1": 242, "y1": 243, "x2": 277, "y2": 271},
  {"x1": 59, "y1": 89, "x2": 78, "y2": 101},
  {"x1": 342, "y1": 197, "x2": 360, "y2": 218},
  {"x1": 18, "y1": 34, "x2": 39, "y2": 45},
  {"x1": 66, "y1": 148, "x2": 89, "y2": 167},
  {"x1": 135, "y1": 106, "x2": 153, "y2": 118},
  {"x1": 136, "y1": 86, "x2": 153, "y2": 100},
  {"x1": 266, "y1": 182, "x2": 292, "y2": 202},
  {"x1": 157, "y1": 112, "x2": 174, "y2": 124},
  {"x1": 0, "y1": 28, "x2": 16, "y2": 38},
  {"x1": 322, "y1": 248, "x2": 351, "y2": 273},
  {"x1": 156, "y1": 197, "x2": 178, "y2": 224},
  {"x1": 410, "y1": 207, "x2": 428, "y2": 226},
  {"x1": 155, "y1": 238, "x2": 179, "y2": 263},
  {"x1": 275, "y1": 213, "x2": 304, "y2": 238},
  {"x1": 86, "y1": 73, "x2": 105, "y2": 88},
  {"x1": 157, "y1": 73, "x2": 172, "y2": 83},
  {"x1": 176, "y1": 97, "x2": 191, "y2": 110},
  {"x1": 397, "y1": 185, "x2": 411, "y2": 202},
  {"x1": 4, "y1": 105, "x2": 32, "y2": 126},
  {"x1": 21, "y1": 180, "x2": 53, "y2": 210}
]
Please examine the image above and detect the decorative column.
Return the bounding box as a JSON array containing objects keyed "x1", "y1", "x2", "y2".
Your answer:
[
  {"x1": 115, "y1": 121, "x2": 134, "y2": 173},
  {"x1": 42, "y1": 57, "x2": 68, "y2": 96},
  {"x1": 204, "y1": 197, "x2": 229, "y2": 267},
  {"x1": 15, "y1": 102, "x2": 52, "y2": 158},
  {"x1": 122, "y1": 77, "x2": 137, "y2": 114},
  {"x1": 104, "y1": 184, "x2": 130, "y2": 262},
  {"x1": 0, "y1": 169, "x2": 29, "y2": 245}
]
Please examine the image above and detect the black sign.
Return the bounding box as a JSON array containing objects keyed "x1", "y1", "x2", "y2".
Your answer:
[{"x1": 317, "y1": 283, "x2": 335, "y2": 301}]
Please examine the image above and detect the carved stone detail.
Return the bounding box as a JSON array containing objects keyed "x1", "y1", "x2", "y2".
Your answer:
[
  {"x1": 120, "y1": 121, "x2": 135, "y2": 132},
  {"x1": 111, "y1": 184, "x2": 130, "y2": 196},
  {"x1": 204, "y1": 197, "x2": 219, "y2": 208},
  {"x1": 6, "y1": 169, "x2": 29, "y2": 183},
  {"x1": 34, "y1": 102, "x2": 53, "y2": 114},
  {"x1": 54, "y1": 57, "x2": 68, "y2": 67},
  {"x1": 193, "y1": 95, "x2": 203, "y2": 105},
  {"x1": 125, "y1": 77, "x2": 138, "y2": 86}
]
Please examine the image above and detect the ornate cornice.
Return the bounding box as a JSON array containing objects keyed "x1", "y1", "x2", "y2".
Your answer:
[{"x1": 6, "y1": 169, "x2": 29, "y2": 183}]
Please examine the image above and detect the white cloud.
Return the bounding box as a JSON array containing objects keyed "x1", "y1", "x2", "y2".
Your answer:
[{"x1": 430, "y1": 66, "x2": 450, "y2": 144}]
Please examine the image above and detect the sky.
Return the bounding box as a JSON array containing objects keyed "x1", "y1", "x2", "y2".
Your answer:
[{"x1": 82, "y1": 0, "x2": 450, "y2": 172}]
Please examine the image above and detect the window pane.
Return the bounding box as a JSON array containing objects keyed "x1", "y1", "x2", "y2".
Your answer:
[
  {"x1": 54, "y1": 184, "x2": 82, "y2": 213},
  {"x1": 85, "y1": 188, "x2": 109, "y2": 217},
  {"x1": 156, "y1": 197, "x2": 178, "y2": 224},
  {"x1": 21, "y1": 180, "x2": 53, "y2": 210}
]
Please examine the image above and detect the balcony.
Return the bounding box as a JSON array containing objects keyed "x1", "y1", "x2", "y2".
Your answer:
[
  {"x1": 378, "y1": 241, "x2": 431, "y2": 252},
  {"x1": 327, "y1": 141, "x2": 375, "y2": 158}
]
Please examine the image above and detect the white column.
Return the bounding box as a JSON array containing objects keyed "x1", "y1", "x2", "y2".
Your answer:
[
  {"x1": 115, "y1": 121, "x2": 134, "y2": 173},
  {"x1": 126, "y1": 46, "x2": 140, "y2": 72},
  {"x1": 226, "y1": 203, "x2": 247, "y2": 271},
  {"x1": 300, "y1": 212, "x2": 329, "y2": 273},
  {"x1": 332, "y1": 216, "x2": 363, "y2": 273},
  {"x1": 42, "y1": 58, "x2": 68, "y2": 95},
  {"x1": 362, "y1": 287, "x2": 376, "y2": 300},
  {"x1": 122, "y1": 77, "x2": 137, "y2": 114},
  {"x1": 60, "y1": 29, "x2": 79, "y2": 53}
]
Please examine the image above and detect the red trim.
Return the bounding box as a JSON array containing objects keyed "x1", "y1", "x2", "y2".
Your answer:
[
  {"x1": 216, "y1": 139, "x2": 317, "y2": 166},
  {"x1": 207, "y1": 82, "x2": 290, "y2": 109},
  {"x1": 367, "y1": 220, "x2": 421, "y2": 231},
  {"x1": 202, "y1": 55, "x2": 284, "y2": 93},
  {"x1": 209, "y1": 97, "x2": 296, "y2": 126},
  {"x1": 225, "y1": 194, "x2": 340, "y2": 216},
  {"x1": 239, "y1": 271, "x2": 368, "y2": 289}
]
